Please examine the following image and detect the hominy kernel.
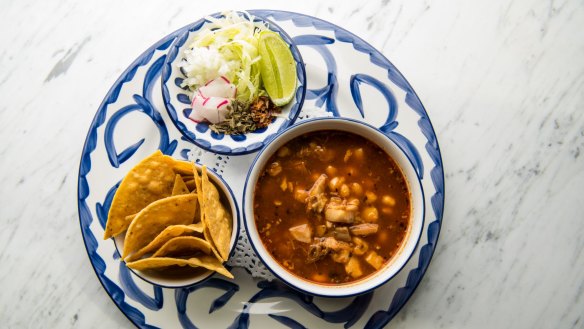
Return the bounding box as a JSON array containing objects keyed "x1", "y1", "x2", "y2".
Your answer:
[
  {"x1": 362, "y1": 207, "x2": 379, "y2": 222},
  {"x1": 325, "y1": 165, "x2": 337, "y2": 176},
  {"x1": 340, "y1": 184, "x2": 350, "y2": 197},
  {"x1": 365, "y1": 191, "x2": 377, "y2": 204},
  {"x1": 382, "y1": 195, "x2": 396, "y2": 206},
  {"x1": 350, "y1": 182, "x2": 363, "y2": 196}
]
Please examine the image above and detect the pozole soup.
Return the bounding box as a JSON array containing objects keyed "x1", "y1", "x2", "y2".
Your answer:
[{"x1": 253, "y1": 131, "x2": 411, "y2": 284}]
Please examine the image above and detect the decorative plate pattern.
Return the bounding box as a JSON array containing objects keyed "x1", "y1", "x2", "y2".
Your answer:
[
  {"x1": 78, "y1": 10, "x2": 444, "y2": 329},
  {"x1": 161, "y1": 12, "x2": 306, "y2": 155}
]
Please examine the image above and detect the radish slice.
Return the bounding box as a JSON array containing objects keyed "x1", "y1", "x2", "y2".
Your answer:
[
  {"x1": 190, "y1": 94, "x2": 232, "y2": 124},
  {"x1": 199, "y1": 97, "x2": 231, "y2": 124},
  {"x1": 198, "y1": 76, "x2": 236, "y2": 99},
  {"x1": 189, "y1": 95, "x2": 207, "y2": 122},
  {"x1": 189, "y1": 77, "x2": 236, "y2": 124}
]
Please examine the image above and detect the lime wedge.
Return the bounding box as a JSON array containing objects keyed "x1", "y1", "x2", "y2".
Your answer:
[{"x1": 258, "y1": 31, "x2": 297, "y2": 106}]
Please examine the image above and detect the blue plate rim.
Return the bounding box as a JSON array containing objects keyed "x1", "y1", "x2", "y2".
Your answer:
[{"x1": 77, "y1": 9, "x2": 446, "y2": 329}]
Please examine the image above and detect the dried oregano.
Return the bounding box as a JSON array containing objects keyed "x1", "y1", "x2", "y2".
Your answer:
[
  {"x1": 210, "y1": 97, "x2": 281, "y2": 135},
  {"x1": 210, "y1": 101, "x2": 257, "y2": 135}
]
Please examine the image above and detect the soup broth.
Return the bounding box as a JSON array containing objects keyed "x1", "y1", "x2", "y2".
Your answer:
[{"x1": 254, "y1": 131, "x2": 411, "y2": 284}]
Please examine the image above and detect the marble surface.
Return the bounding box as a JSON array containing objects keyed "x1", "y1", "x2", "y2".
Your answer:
[{"x1": 1, "y1": 0, "x2": 583, "y2": 328}]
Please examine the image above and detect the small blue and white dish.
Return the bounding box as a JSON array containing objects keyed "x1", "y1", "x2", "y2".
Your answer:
[
  {"x1": 114, "y1": 164, "x2": 240, "y2": 289},
  {"x1": 161, "y1": 11, "x2": 306, "y2": 155}
]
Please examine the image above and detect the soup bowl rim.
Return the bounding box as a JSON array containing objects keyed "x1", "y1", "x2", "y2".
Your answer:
[{"x1": 243, "y1": 117, "x2": 425, "y2": 298}]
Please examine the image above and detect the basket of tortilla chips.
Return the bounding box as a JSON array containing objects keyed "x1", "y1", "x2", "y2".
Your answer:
[{"x1": 103, "y1": 150, "x2": 239, "y2": 288}]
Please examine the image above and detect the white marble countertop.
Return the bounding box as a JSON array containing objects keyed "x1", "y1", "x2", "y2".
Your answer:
[{"x1": 1, "y1": 0, "x2": 583, "y2": 328}]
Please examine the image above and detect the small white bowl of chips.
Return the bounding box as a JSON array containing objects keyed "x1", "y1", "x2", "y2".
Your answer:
[{"x1": 104, "y1": 150, "x2": 239, "y2": 288}]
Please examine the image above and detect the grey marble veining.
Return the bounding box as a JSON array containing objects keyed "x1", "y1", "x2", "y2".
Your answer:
[{"x1": 1, "y1": 0, "x2": 583, "y2": 328}]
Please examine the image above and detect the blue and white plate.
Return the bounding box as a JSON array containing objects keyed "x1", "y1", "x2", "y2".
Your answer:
[
  {"x1": 78, "y1": 10, "x2": 444, "y2": 328},
  {"x1": 161, "y1": 12, "x2": 306, "y2": 155}
]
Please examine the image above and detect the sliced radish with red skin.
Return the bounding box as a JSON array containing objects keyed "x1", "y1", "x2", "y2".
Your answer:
[
  {"x1": 191, "y1": 95, "x2": 232, "y2": 124},
  {"x1": 202, "y1": 97, "x2": 231, "y2": 123},
  {"x1": 198, "y1": 77, "x2": 236, "y2": 99},
  {"x1": 216, "y1": 99, "x2": 229, "y2": 108},
  {"x1": 189, "y1": 77, "x2": 236, "y2": 124},
  {"x1": 189, "y1": 94, "x2": 207, "y2": 122}
]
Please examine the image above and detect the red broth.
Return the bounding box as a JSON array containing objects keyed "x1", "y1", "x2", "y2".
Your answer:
[{"x1": 253, "y1": 131, "x2": 411, "y2": 284}]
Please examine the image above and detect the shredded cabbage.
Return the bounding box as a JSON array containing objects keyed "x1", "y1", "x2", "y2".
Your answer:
[{"x1": 178, "y1": 11, "x2": 267, "y2": 105}]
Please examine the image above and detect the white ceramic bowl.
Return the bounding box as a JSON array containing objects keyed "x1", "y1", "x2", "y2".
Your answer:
[
  {"x1": 243, "y1": 118, "x2": 425, "y2": 297},
  {"x1": 115, "y1": 164, "x2": 240, "y2": 288},
  {"x1": 161, "y1": 11, "x2": 306, "y2": 155}
]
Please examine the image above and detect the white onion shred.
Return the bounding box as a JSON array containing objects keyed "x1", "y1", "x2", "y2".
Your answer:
[{"x1": 178, "y1": 11, "x2": 268, "y2": 104}]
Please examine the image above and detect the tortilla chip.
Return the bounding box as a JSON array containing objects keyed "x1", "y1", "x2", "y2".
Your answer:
[
  {"x1": 171, "y1": 158, "x2": 195, "y2": 176},
  {"x1": 152, "y1": 236, "x2": 212, "y2": 257},
  {"x1": 172, "y1": 174, "x2": 190, "y2": 196},
  {"x1": 201, "y1": 166, "x2": 232, "y2": 261},
  {"x1": 104, "y1": 150, "x2": 175, "y2": 239},
  {"x1": 123, "y1": 174, "x2": 191, "y2": 224},
  {"x1": 192, "y1": 165, "x2": 205, "y2": 221},
  {"x1": 125, "y1": 214, "x2": 137, "y2": 222},
  {"x1": 126, "y1": 255, "x2": 234, "y2": 279},
  {"x1": 192, "y1": 165, "x2": 223, "y2": 261},
  {"x1": 124, "y1": 223, "x2": 204, "y2": 262},
  {"x1": 184, "y1": 179, "x2": 196, "y2": 192},
  {"x1": 122, "y1": 194, "x2": 198, "y2": 258}
]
